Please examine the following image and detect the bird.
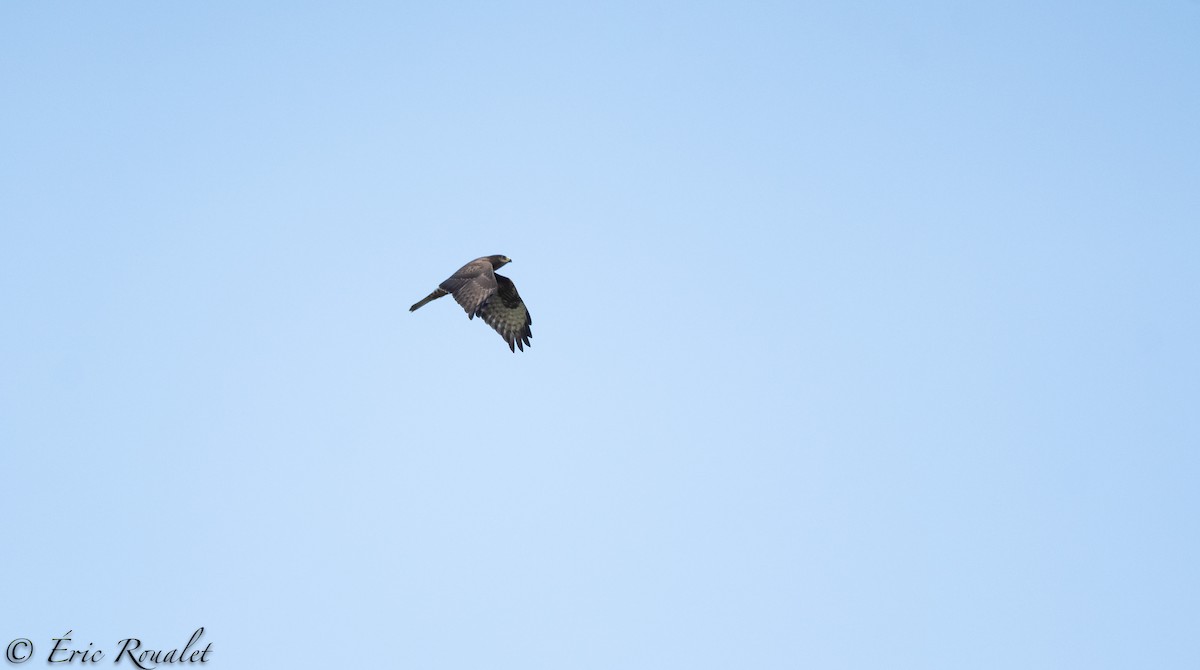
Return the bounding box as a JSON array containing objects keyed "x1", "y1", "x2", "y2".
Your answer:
[{"x1": 409, "y1": 254, "x2": 533, "y2": 352}]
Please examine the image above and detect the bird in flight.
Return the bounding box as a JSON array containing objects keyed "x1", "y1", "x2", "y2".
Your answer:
[{"x1": 409, "y1": 254, "x2": 533, "y2": 352}]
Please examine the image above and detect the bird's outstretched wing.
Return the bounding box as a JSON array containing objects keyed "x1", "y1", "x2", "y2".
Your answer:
[
  {"x1": 476, "y1": 274, "x2": 532, "y2": 352},
  {"x1": 438, "y1": 258, "x2": 499, "y2": 317}
]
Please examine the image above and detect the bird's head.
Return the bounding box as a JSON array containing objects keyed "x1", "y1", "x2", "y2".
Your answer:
[{"x1": 489, "y1": 255, "x2": 512, "y2": 269}]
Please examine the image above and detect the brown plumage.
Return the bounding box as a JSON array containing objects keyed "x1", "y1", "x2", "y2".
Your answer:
[{"x1": 409, "y1": 254, "x2": 533, "y2": 352}]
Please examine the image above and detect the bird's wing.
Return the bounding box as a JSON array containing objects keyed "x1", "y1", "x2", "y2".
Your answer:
[
  {"x1": 439, "y1": 258, "x2": 498, "y2": 318},
  {"x1": 477, "y1": 273, "x2": 533, "y2": 352}
]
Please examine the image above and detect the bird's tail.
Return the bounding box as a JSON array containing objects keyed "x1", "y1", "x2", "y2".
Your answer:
[{"x1": 409, "y1": 288, "x2": 449, "y2": 312}]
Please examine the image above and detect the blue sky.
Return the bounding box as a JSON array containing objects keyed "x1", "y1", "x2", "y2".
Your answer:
[{"x1": 2, "y1": 2, "x2": 1198, "y2": 668}]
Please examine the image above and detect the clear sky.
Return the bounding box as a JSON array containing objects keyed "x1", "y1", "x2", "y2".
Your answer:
[{"x1": 2, "y1": 2, "x2": 1198, "y2": 668}]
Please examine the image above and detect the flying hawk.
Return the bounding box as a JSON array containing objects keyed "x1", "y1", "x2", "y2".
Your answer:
[{"x1": 409, "y1": 255, "x2": 533, "y2": 352}]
